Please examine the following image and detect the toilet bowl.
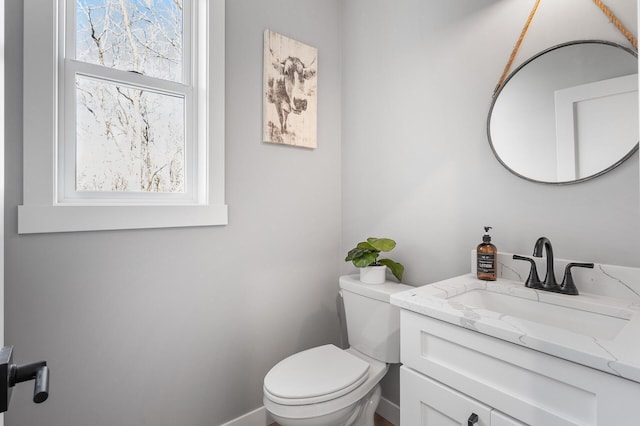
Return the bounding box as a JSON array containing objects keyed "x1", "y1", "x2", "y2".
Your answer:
[
  {"x1": 263, "y1": 276, "x2": 413, "y2": 425},
  {"x1": 263, "y1": 345, "x2": 387, "y2": 426}
]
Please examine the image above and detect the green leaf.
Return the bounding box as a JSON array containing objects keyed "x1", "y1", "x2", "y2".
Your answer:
[
  {"x1": 352, "y1": 252, "x2": 378, "y2": 268},
  {"x1": 356, "y1": 241, "x2": 377, "y2": 250},
  {"x1": 345, "y1": 246, "x2": 379, "y2": 267},
  {"x1": 345, "y1": 247, "x2": 368, "y2": 262},
  {"x1": 344, "y1": 248, "x2": 362, "y2": 262},
  {"x1": 378, "y1": 258, "x2": 404, "y2": 281},
  {"x1": 367, "y1": 238, "x2": 396, "y2": 252}
]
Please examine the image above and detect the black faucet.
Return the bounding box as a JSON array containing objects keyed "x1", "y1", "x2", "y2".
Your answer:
[
  {"x1": 513, "y1": 237, "x2": 594, "y2": 295},
  {"x1": 533, "y1": 237, "x2": 557, "y2": 290}
]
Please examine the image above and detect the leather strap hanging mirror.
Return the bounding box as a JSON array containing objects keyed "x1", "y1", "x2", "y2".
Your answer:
[{"x1": 493, "y1": 0, "x2": 637, "y2": 97}]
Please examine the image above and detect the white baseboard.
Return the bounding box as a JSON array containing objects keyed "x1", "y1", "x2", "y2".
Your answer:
[
  {"x1": 220, "y1": 398, "x2": 398, "y2": 426},
  {"x1": 377, "y1": 397, "x2": 400, "y2": 425},
  {"x1": 219, "y1": 406, "x2": 273, "y2": 426}
]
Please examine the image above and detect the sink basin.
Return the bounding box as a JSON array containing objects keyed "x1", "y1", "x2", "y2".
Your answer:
[{"x1": 449, "y1": 289, "x2": 629, "y2": 340}]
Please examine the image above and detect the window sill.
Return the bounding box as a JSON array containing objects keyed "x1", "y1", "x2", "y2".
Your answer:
[{"x1": 18, "y1": 204, "x2": 228, "y2": 234}]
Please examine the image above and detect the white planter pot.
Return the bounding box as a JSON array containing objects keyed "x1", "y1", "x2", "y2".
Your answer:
[{"x1": 359, "y1": 265, "x2": 387, "y2": 284}]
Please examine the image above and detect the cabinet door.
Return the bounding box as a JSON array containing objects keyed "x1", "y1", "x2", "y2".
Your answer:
[{"x1": 401, "y1": 366, "x2": 491, "y2": 426}]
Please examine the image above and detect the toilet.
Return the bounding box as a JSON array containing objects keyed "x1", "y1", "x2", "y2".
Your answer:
[{"x1": 263, "y1": 275, "x2": 413, "y2": 425}]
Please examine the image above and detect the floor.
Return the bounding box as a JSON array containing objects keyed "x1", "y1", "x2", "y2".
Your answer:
[
  {"x1": 270, "y1": 413, "x2": 394, "y2": 426},
  {"x1": 374, "y1": 413, "x2": 394, "y2": 426}
]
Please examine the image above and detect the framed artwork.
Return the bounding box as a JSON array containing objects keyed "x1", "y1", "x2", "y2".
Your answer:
[{"x1": 263, "y1": 29, "x2": 318, "y2": 148}]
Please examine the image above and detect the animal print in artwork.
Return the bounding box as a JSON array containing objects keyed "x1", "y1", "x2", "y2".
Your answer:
[{"x1": 263, "y1": 30, "x2": 317, "y2": 148}]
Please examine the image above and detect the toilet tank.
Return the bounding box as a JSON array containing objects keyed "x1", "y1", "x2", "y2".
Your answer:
[{"x1": 339, "y1": 275, "x2": 414, "y2": 363}]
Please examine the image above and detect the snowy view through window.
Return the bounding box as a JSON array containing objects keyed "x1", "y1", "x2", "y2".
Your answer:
[{"x1": 74, "y1": 0, "x2": 186, "y2": 193}]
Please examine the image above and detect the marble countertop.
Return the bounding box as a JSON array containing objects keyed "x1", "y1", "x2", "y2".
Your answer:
[{"x1": 391, "y1": 274, "x2": 640, "y2": 383}]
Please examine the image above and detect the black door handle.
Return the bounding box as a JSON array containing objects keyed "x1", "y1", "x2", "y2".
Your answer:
[
  {"x1": 468, "y1": 412, "x2": 479, "y2": 425},
  {"x1": 0, "y1": 346, "x2": 49, "y2": 413},
  {"x1": 10, "y1": 360, "x2": 50, "y2": 403}
]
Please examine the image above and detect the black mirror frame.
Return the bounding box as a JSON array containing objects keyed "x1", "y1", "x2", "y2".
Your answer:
[{"x1": 487, "y1": 40, "x2": 639, "y2": 185}]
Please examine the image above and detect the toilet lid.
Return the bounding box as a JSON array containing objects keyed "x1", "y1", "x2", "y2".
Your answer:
[{"x1": 264, "y1": 344, "x2": 370, "y2": 405}]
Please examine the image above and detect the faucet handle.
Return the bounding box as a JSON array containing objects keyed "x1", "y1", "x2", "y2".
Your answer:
[
  {"x1": 512, "y1": 255, "x2": 542, "y2": 289},
  {"x1": 560, "y1": 262, "x2": 594, "y2": 295}
]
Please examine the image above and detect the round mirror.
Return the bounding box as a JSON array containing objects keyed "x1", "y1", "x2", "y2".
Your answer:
[{"x1": 488, "y1": 40, "x2": 638, "y2": 184}]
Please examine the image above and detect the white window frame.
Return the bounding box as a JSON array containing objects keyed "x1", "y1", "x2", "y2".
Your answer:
[{"x1": 20, "y1": 0, "x2": 227, "y2": 233}]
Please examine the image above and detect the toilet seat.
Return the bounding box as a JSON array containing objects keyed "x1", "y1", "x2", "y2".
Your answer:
[
  {"x1": 263, "y1": 347, "x2": 389, "y2": 422},
  {"x1": 263, "y1": 344, "x2": 370, "y2": 405}
]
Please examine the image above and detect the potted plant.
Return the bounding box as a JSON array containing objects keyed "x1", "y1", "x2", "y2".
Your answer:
[{"x1": 345, "y1": 237, "x2": 404, "y2": 284}]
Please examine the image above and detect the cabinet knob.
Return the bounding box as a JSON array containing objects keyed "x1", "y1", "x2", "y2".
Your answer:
[{"x1": 468, "y1": 412, "x2": 479, "y2": 425}]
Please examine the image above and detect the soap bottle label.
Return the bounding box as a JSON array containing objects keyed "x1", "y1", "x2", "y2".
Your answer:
[{"x1": 477, "y1": 253, "x2": 496, "y2": 274}]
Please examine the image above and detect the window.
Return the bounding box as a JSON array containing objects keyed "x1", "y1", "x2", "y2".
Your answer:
[
  {"x1": 65, "y1": 0, "x2": 191, "y2": 200},
  {"x1": 20, "y1": 0, "x2": 226, "y2": 233}
]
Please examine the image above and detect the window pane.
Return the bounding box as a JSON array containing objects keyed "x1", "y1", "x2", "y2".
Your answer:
[
  {"x1": 75, "y1": 75, "x2": 186, "y2": 193},
  {"x1": 75, "y1": 0, "x2": 184, "y2": 82}
]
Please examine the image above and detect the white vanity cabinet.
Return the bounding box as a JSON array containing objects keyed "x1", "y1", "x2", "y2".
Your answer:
[{"x1": 399, "y1": 309, "x2": 640, "y2": 426}]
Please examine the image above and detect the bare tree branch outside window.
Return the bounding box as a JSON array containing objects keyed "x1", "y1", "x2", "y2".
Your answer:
[{"x1": 74, "y1": 0, "x2": 185, "y2": 193}]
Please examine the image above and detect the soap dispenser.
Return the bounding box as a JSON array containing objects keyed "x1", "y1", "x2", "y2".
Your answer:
[{"x1": 477, "y1": 226, "x2": 497, "y2": 281}]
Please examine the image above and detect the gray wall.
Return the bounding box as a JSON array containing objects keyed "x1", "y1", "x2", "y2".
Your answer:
[
  {"x1": 5, "y1": 1, "x2": 341, "y2": 425},
  {"x1": 341, "y1": 0, "x2": 639, "y2": 404}
]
